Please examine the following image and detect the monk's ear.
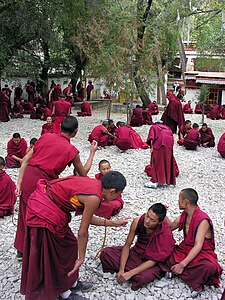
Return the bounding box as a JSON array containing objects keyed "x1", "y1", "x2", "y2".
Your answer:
[{"x1": 109, "y1": 188, "x2": 117, "y2": 195}]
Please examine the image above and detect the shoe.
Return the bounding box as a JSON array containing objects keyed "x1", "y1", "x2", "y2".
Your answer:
[
  {"x1": 144, "y1": 182, "x2": 158, "y2": 188},
  {"x1": 191, "y1": 290, "x2": 202, "y2": 298},
  {"x1": 16, "y1": 251, "x2": 23, "y2": 261},
  {"x1": 165, "y1": 272, "x2": 172, "y2": 279},
  {"x1": 59, "y1": 294, "x2": 89, "y2": 300},
  {"x1": 71, "y1": 281, "x2": 93, "y2": 293}
]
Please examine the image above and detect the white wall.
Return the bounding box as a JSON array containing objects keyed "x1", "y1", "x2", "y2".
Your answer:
[{"x1": 222, "y1": 90, "x2": 225, "y2": 105}]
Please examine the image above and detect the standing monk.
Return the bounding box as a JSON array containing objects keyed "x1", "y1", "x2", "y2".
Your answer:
[
  {"x1": 52, "y1": 95, "x2": 71, "y2": 134},
  {"x1": 0, "y1": 88, "x2": 10, "y2": 122},
  {"x1": 161, "y1": 188, "x2": 222, "y2": 298},
  {"x1": 217, "y1": 132, "x2": 225, "y2": 158},
  {"x1": 199, "y1": 123, "x2": 215, "y2": 148},
  {"x1": 161, "y1": 92, "x2": 185, "y2": 133},
  {"x1": 86, "y1": 80, "x2": 94, "y2": 101},
  {"x1": 14, "y1": 116, "x2": 97, "y2": 260},
  {"x1": 20, "y1": 171, "x2": 127, "y2": 300},
  {"x1": 144, "y1": 123, "x2": 177, "y2": 188},
  {"x1": 5, "y1": 133, "x2": 27, "y2": 168}
]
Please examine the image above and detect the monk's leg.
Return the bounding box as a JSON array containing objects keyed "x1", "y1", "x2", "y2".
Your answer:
[
  {"x1": 100, "y1": 246, "x2": 123, "y2": 273},
  {"x1": 131, "y1": 265, "x2": 161, "y2": 291}
]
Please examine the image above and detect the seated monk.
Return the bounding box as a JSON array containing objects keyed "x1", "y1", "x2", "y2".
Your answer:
[
  {"x1": 41, "y1": 116, "x2": 54, "y2": 135},
  {"x1": 183, "y1": 123, "x2": 200, "y2": 150},
  {"x1": 100, "y1": 203, "x2": 175, "y2": 291},
  {"x1": 217, "y1": 132, "x2": 225, "y2": 158},
  {"x1": 183, "y1": 101, "x2": 193, "y2": 114},
  {"x1": 0, "y1": 157, "x2": 16, "y2": 217},
  {"x1": 77, "y1": 98, "x2": 92, "y2": 116},
  {"x1": 207, "y1": 103, "x2": 220, "y2": 120},
  {"x1": 88, "y1": 120, "x2": 115, "y2": 148},
  {"x1": 5, "y1": 133, "x2": 27, "y2": 168},
  {"x1": 177, "y1": 120, "x2": 192, "y2": 146},
  {"x1": 147, "y1": 101, "x2": 159, "y2": 115},
  {"x1": 219, "y1": 105, "x2": 225, "y2": 119},
  {"x1": 130, "y1": 105, "x2": 144, "y2": 127},
  {"x1": 199, "y1": 123, "x2": 215, "y2": 148},
  {"x1": 142, "y1": 107, "x2": 153, "y2": 125},
  {"x1": 204, "y1": 104, "x2": 211, "y2": 115},
  {"x1": 26, "y1": 138, "x2": 38, "y2": 154},
  {"x1": 114, "y1": 121, "x2": 148, "y2": 151},
  {"x1": 194, "y1": 103, "x2": 203, "y2": 114},
  {"x1": 161, "y1": 188, "x2": 222, "y2": 298},
  {"x1": 30, "y1": 103, "x2": 45, "y2": 120},
  {"x1": 107, "y1": 119, "x2": 117, "y2": 146},
  {"x1": 21, "y1": 99, "x2": 35, "y2": 114},
  {"x1": 10, "y1": 100, "x2": 24, "y2": 119}
]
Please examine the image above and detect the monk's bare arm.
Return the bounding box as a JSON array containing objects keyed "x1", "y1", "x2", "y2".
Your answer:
[
  {"x1": 165, "y1": 215, "x2": 180, "y2": 231},
  {"x1": 122, "y1": 260, "x2": 156, "y2": 281},
  {"x1": 171, "y1": 219, "x2": 210, "y2": 275},
  {"x1": 11, "y1": 155, "x2": 23, "y2": 163},
  {"x1": 117, "y1": 217, "x2": 139, "y2": 282},
  {"x1": 16, "y1": 149, "x2": 33, "y2": 196},
  {"x1": 90, "y1": 216, "x2": 129, "y2": 227}
]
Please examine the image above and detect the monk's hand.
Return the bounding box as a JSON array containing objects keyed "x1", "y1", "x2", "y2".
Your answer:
[
  {"x1": 120, "y1": 271, "x2": 132, "y2": 282},
  {"x1": 68, "y1": 258, "x2": 84, "y2": 277},
  {"x1": 15, "y1": 184, "x2": 22, "y2": 197},
  {"x1": 114, "y1": 216, "x2": 130, "y2": 227},
  {"x1": 171, "y1": 262, "x2": 184, "y2": 275},
  {"x1": 117, "y1": 270, "x2": 125, "y2": 283},
  {"x1": 90, "y1": 140, "x2": 98, "y2": 152}
]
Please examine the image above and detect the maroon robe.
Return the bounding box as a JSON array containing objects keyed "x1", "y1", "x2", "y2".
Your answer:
[
  {"x1": 130, "y1": 108, "x2": 144, "y2": 127},
  {"x1": 199, "y1": 127, "x2": 215, "y2": 147},
  {"x1": 14, "y1": 133, "x2": 79, "y2": 253},
  {"x1": 22, "y1": 102, "x2": 35, "y2": 114},
  {"x1": 177, "y1": 125, "x2": 190, "y2": 145},
  {"x1": 77, "y1": 102, "x2": 92, "y2": 116},
  {"x1": 115, "y1": 126, "x2": 148, "y2": 151},
  {"x1": 220, "y1": 107, "x2": 225, "y2": 119},
  {"x1": 43, "y1": 107, "x2": 52, "y2": 120},
  {"x1": 21, "y1": 176, "x2": 102, "y2": 300},
  {"x1": 183, "y1": 103, "x2": 193, "y2": 114},
  {"x1": 145, "y1": 124, "x2": 176, "y2": 185},
  {"x1": 217, "y1": 132, "x2": 225, "y2": 158},
  {"x1": 160, "y1": 206, "x2": 222, "y2": 291},
  {"x1": 53, "y1": 99, "x2": 71, "y2": 134},
  {"x1": 0, "y1": 171, "x2": 16, "y2": 217},
  {"x1": 10, "y1": 104, "x2": 24, "y2": 118},
  {"x1": 26, "y1": 84, "x2": 35, "y2": 103},
  {"x1": 183, "y1": 128, "x2": 200, "y2": 150},
  {"x1": 5, "y1": 138, "x2": 27, "y2": 168},
  {"x1": 147, "y1": 103, "x2": 159, "y2": 115},
  {"x1": 208, "y1": 104, "x2": 220, "y2": 120},
  {"x1": 88, "y1": 124, "x2": 108, "y2": 147},
  {"x1": 14, "y1": 86, "x2": 23, "y2": 100},
  {"x1": 195, "y1": 104, "x2": 203, "y2": 114},
  {"x1": 100, "y1": 214, "x2": 175, "y2": 291},
  {"x1": 161, "y1": 92, "x2": 185, "y2": 133},
  {"x1": 86, "y1": 83, "x2": 94, "y2": 101},
  {"x1": 142, "y1": 110, "x2": 153, "y2": 125},
  {"x1": 41, "y1": 123, "x2": 54, "y2": 135},
  {"x1": 0, "y1": 92, "x2": 10, "y2": 122}
]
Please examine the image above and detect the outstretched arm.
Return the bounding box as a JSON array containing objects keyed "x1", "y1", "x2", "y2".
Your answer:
[
  {"x1": 90, "y1": 216, "x2": 129, "y2": 227},
  {"x1": 16, "y1": 149, "x2": 33, "y2": 196}
]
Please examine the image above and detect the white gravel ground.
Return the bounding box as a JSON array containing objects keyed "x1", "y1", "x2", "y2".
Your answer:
[{"x1": 0, "y1": 107, "x2": 224, "y2": 300}]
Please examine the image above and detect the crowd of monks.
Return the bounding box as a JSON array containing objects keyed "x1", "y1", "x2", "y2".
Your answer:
[{"x1": 1, "y1": 85, "x2": 225, "y2": 300}]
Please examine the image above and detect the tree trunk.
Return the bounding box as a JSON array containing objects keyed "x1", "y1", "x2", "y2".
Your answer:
[
  {"x1": 154, "y1": 37, "x2": 166, "y2": 105},
  {"x1": 177, "y1": 34, "x2": 187, "y2": 77},
  {"x1": 40, "y1": 40, "x2": 50, "y2": 97}
]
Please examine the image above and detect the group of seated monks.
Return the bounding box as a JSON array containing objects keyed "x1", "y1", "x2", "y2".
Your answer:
[
  {"x1": 130, "y1": 102, "x2": 159, "y2": 127},
  {"x1": 177, "y1": 120, "x2": 215, "y2": 150},
  {"x1": 194, "y1": 103, "x2": 225, "y2": 119}
]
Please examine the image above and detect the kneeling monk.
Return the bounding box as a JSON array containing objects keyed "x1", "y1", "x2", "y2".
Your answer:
[
  {"x1": 100, "y1": 203, "x2": 175, "y2": 291},
  {"x1": 20, "y1": 171, "x2": 127, "y2": 300}
]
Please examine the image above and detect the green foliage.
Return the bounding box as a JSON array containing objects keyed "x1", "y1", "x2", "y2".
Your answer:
[{"x1": 199, "y1": 84, "x2": 210, "y2": 104}]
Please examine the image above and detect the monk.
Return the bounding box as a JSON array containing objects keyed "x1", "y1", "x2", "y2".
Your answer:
[
  {"x1": 194, "y1": 103, "x2": 203, "y2": 114},
  {"x1": 10, "y1": 100, "x2": 24, "y2": 118},
  {"x1": 20, "y1": 171, "x2": 127, "y2": 300},
  {"x1": 183, "y1": 123, "x2": 200, "y2": 150},
  {"x1": 0, "y1": 157, "x2": 16, "y2": 217},
  {"x1": 161, "y1": 92, "x2": 185, "y2": 133},
  {"x1": 217, "y1": 133, "x2": 225, "y2": 158},
  {"x1": 142, "y1": 107, "x2": 153, "y2": 125},
  {"x1": 114, "y1": 122, "x2": 148, "y2": 151},
  {"x1": 144, "y1": 123, "x2": 176, "y2": 188},
  {"x1": 100, "y1": 203, "x2": 175, "y2": 291},
  {"x1": 14, "y1": 116, "x2": 98, "y2": 260},
  {"x1": 52, "y1": 95, "x2": 71, "y2": 134},
  {"x1": 107, "y1": 119, "x2": 117, "y2": 146},
  {"x1": 77, "y1": 98, "x2": 92, "y2": 116},
  {"x1": 0, "y1": 88, "x2": 10, "y2": 122},
  {"x1": 26, "y1": 138, "x2": 38, "y2": 154},
  {"x1": 147, "y1": 101, "x2": 159, "y2": 115},
  {"x1": 177, "y1": 120, "x2": 192, "y2": 146},
  {"x1": 86, "y1": 80, "x2": 94, "y2": 101},
  {"x1": 183, "y1": 101, "x2": 193, "y2": 114},
  {"x1": 14, "y1": 85, "x2": 23, "y2": 101},
  {"x1": 26, "y1": 82, "x2": 35, "y2": 103},
  {"x1": 5, "y1": 133, "x2": 27, "y2": 168},
  {"x1": 161, "y1": 188, "x2": 222, "y2": 298},
  {"x1": 219, "y1": 105, "x2": 225, "y2": 119},
  {"x1": 21, "y1": 99, "x2": 35, "y2": 115},
  {"x1": 41, "y1": 116, "x2": 54, "y2": 135},
  {"x1": 30, "y1": 103, "x2": 44, "y2": 120},
  {"x1": 130, "y1": 105, "x2": 144, "y2": 127},
  {"x1": 199, "y1": 123, "x2": 215, "y2": 148},
  {"x1": 88, "y1": 120, "x2": 115, "y2": 148},
  {"x1": 207, "y1": 103, "x2": 220, "y2": 120}
]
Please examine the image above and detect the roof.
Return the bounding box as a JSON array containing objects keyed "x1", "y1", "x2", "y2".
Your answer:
[{"x1": 184, "y1": 71, "x2": 225, "y2": 85}]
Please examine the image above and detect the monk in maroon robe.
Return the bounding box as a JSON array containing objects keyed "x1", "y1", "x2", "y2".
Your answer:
[
  {"x1": 14, "y1": 116, "x2": 98, "y2": 259},
  {"x1": 142, "y1": 107, "x2": 153, "y2": 125},
  {"x1": 207, "y1": 104, "x2": 220, "y2": 120},
  {"x1": 194, "y1": 104, "x2": 203, "y2": 114},
  {"x1": 41, "y1": 116, "x2": 54, "y2": 135},
  {"x1": 14, "y1": 85, "x2": 23, "y2": 101},
  {"x1": 183, "y1": 123, "x2": 200, "y2": 150},
  {"x1": 144, "y1": 123, "x2": 176, "y2": 188},
  {"x1": 130, "y1": 105, "x2": 144, "y2": 127},
  {"x1": 217, "y1": 132, "x2": 225, "y2": 158},
  {"x1": 10, "y1": 100, "x2": 24, "y2": 118},
  {"x1": 86, "y1": 80, "x2": 94, "y2": 101},
  {"x1": 161, "y1": 188, "x2": 222, "y2": 298},
  {"x1": 183, "y1": 101, "x2": 193, "y2": 114},
  {"x1": 52, "y1": 96, "x2": 71, "y2": 134},
  {"x1": 161, "y1": 92, "x2": 185, "y2": 133},
  {"x1": 100, "y1": 203, "x2": 175, "y2": 291},
  {"x1": 107, "y1": 119, "x2": 117, "y2": 146},
  {"x1": 26, "y1": 82, "x2": 35, "y2": 103},
  {"x1": 199, "y1": 123, "x2": 215, "y2": 147},
  {"x1": 5, "y1": 133, "x2": 27, "y2": 168},
  {"x1": 147, "y1": 101, "x2": 159, "y2": 115},
  {"x1": 88, "y1": 121, "x2": 114, "y2": 147},
  {"x1": 0, "y1": 157, "x2": 16, "y2": 217},
  {"x1": 21, "y1": 99, "x2": 35, "y2": 114},
  {"x1": 177, "y1": 120, "x2": 192, "y2": 145},
  {"x1": 20, "y1": 171, "x2": 127, "y2": 300},
  {"x1": 77, "y1": 99, "x2": 92, "y2": 116},
  {"x1": 0, "y1": 88, "x2": 10, "y2": 122},
  {"x1": 204, "y1": 104, "x2": 211, "y2": 115}
]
